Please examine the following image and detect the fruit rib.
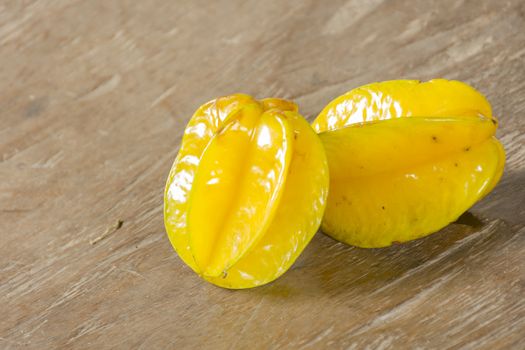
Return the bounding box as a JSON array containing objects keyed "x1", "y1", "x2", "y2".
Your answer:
[
  {"x1": 164, "y1": 96, "x2": 260, "y2": 270},
  {"x1": 320, "y1": 116, "x2": 496, "y2": 179},
  {"x1": 204, "y1": 111, "x2": 329, "y2": 288},
  {"x1": 187, "y1": 107, "x2": 294, "y2": 277}
]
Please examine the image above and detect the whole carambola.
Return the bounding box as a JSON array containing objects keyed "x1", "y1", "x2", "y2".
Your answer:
[
  {"x1": 164, "y1": 95, "x2": 328, "y2": 289},
  {"x1": 313, "y1": 79, "x2": 505, "y2": 248}
]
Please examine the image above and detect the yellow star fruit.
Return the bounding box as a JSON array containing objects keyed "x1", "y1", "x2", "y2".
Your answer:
[
  {"x1": 164, "y1": 95, "x2": 329, "y2": 288},
  {"x1": 313, "y1": 79, "x2": 505, "y2": 248}
]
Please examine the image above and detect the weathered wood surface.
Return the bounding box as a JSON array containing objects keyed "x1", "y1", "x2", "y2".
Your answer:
[{"x1": 1, "y1": 1, "x2": 524, "y2": 349}]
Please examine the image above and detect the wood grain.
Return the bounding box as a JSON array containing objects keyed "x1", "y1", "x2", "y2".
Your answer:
[{"x1": 1, "y1": 0, "x2": 524, "y2": 349}]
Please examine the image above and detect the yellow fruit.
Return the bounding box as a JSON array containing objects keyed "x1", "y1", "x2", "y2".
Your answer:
[
  {"x1": 313, "y1": 80, "x2": 505, "y2": 248},
  {"x1": 164, "y1": 94, "x2": 329, "y2": 288}
]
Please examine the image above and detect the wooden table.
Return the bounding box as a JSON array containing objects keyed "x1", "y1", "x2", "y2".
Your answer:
[{"x1": 2, "y1": 1, "x2": 524, "y2": 349}]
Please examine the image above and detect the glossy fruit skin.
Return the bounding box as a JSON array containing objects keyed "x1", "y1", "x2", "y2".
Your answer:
[
  {"x1": 313, "y1": 80, "x2": 505, "y2": 248},
  {"x1": 312, "y1": 79, "x2": 493, "y2": 132},
  {"x1": 164, "y1": 94, "x2": 328, "y2": 288}
]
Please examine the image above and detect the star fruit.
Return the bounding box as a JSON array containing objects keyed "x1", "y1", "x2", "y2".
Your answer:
[
  {"x1": 164, "y1": 94, "x2": 329, "y2": 288},
  {"x1": 312, "y1": 79, "x2": 505, "y2": 248}
]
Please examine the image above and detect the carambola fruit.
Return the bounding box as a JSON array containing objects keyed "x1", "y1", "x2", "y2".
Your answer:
[
  {"x1": 164, "y1": 94, "x2": 329, "y2": 288},
  {"x1": 313, "y1": 79, "x2": 505, "y2": 248}
]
